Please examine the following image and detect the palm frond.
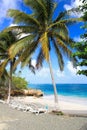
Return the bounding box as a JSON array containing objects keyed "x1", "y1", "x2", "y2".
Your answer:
[
  {"x1": 48, "y1": 17, "x2": 83, "y2": 29},
  {"x1": 21, "y1": 55, "x2": 31, "y2": 68},
  {"x1": 56, "y1": 38, "x2": 72, "y2": 58},
  {"x1": 51, "y1": 31, "x2": 67, "y2": 42},
  {"x1": 0, "y1": 59, "x2": 9, "y2": 76},
  {"x1": 0, "y1": 31, "x2": 17, "y2": 47},
  {"x1": 4, "y1": 25, "x2": 39, "y2": 34},
  {"x1": 52, "y1": 38, "x2": 64, "y2": 71},
  {"x1": 42, "y1": 0, "x2": 57, "y2": 21},
  {"x1": 0, "y1": 32, "x2": 11, "y2": 45},
  {"x1": 12, "y1": 40, "x2": 38, "y2": 69},
  {"x1": 8, "y1": 9, "x2": 40, "y2": 27},
  {"x1": 28, "y1": 58, "x2": 35, "y2": 74},
  {"x1": 54, "y1": 11, "x2": 67, "y2": 22},
  {"x1": 8, "y1": 34, "x2": 35, "y2": 59},
  {"x1": 24, "y1": 0, "x2": 47, "y2": 25},
  {"x1": 52, "y1": 23, "x2": 69, "y2": 41},
  {"x1": 51, "y1": 30, "x2": 72, "y2": 47},
  {"x1": 36, "y1": 48, "x2": 44, "y2": 69},
  {"x1": 0, "y1": 43, "x2": 7, "y2": 53}
]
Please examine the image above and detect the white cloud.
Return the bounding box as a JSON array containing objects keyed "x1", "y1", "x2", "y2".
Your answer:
[
  {"x1": 10, "y1": 24, "x2": 17, "y2": 27},
  {"x1": 64, "y1": 0, "x2": 83, "y2": 10},
  {"x1": 36, "y1": 67, "x2": 50, "y2": 78},
  {"x1": 67, "y1": 61, "x2": 80, "y2": 75},
  {"x1": 36, "y1": 67, "x2": 65, "y2": 79},
  {"x1": 64, "y1": 0, "x2": 83, "y2": 17},
  {"x1": 9, "y1": 23, "x2": 30, "y2": 39},
  {"x1": 74, "y1": 36, "x2": 82, "y2": 42},
  {"x1": 0, "y1": 0, "x2": 22, "y2": 23},
  {"x1": 56, "y1": 70, "x2": 65, "y2": 77},
  {"x1": 20, "y1": 63, "x2": 87, "y2": 84},
  {"x1": 31, "y1": 59, "x2": 36, "y2": 68}
]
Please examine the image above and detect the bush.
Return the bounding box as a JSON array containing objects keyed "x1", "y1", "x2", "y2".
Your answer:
[{"x1": 12, "y1": 76, "x2": 28, "y2": 90}]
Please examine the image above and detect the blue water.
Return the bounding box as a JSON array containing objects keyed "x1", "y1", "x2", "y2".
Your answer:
[{"x1": 29, "y1": 84, "x2": 87, "y2": 98}]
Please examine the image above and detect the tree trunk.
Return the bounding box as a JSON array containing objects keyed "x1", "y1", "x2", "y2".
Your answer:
[
  {"x1": 7, "y1": 62, "x2": 13, "y2": 104},
  {"x1": 48, "y1": 55, "x2": 58, "y2": 106}
]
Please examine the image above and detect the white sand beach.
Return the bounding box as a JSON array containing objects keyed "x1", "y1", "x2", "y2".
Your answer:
[{"x1": 13, "y1": 95, "x2": 87, "y2": 114}]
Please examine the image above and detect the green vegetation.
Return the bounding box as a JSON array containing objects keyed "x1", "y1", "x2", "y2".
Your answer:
[
  {"x1": 73, "y1": 0, "x2": 87, "y2": 76},
  {"x1": 51, "y1": 110, "x2": 64, "y2": 116},
  {"x1": 12, "y1": 76, "x2": 28, "y2": 90},
  {"x1": 0, "y1": 75, "x2": 28, "y2": 99},
  {"x1": 0, "y1": 0, "x2": 85, "y2": 106},
  {"x1": 4, "y1": 0, "x2": 81, "y2": 105},
  {"x1": 0, "y1": 31, "x2": 18, "y2": 103}
]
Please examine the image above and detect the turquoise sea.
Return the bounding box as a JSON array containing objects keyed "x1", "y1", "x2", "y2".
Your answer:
[{"x1": 29, "y1": 84, "x2": 87, "y2": 98}]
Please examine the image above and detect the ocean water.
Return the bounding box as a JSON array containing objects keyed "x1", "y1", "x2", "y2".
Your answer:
[{"x1": 29, "y1": 84, "x2": 87, "y2": 98}]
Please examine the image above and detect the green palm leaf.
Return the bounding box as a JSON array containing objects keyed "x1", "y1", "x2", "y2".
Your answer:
[
  {"x1": 0, "y1": 59, "x2": 9, "y2": 76},
  {"x1": 52, "y1": 23, "x2": 69, "y2": 41},
  {"x1": 54, "y1": 11, "x2": 67, "y2": 22},
  {"x1": 4, "y1": 25, "x2": 39, "y2": 34},
  {"x1": 23, "y1": 0, "x2": 46, "y2": 26},
  {"x1": 24, "y1": 0, "x2": 47, "y2": 19},
  {"x1": 8, "y1": 9, "x2": 40, "y2": 27},
  {"x1": 8, "y1": 34, "x2": 36, "y2": 59},
  {"x1": 36, "y1": 48, "x2": 44, "y2": 69},
  {"x1": 12, "y1": 40, "x2": 38, "y2": 69},
  {"x1": 48, "y1": 17, "x2": 83, "y2": 29},
  {"x1": 56, "y1": 38, "x2": 72, "y2": 58},
  {"x1": 52, "y1": 38, "x2": 64, "y2": 71},
  {"x1": 42, "y1": 0, "x2": 57, "y2": 21}
]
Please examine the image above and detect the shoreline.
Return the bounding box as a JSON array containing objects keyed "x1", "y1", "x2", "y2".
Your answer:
[
  {"x1": 11, "y1": 94, "x2": 87, "y2": 114},
  {"x1": 44, "y1": 94, "x2": 87, "y2": 106}
]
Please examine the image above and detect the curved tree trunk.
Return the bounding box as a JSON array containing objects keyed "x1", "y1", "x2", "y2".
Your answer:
[
  {"x1": 7, "y1": 61, "x2": 12, "y2": 104},
  {"x1": 48, "y1": 55, "x2": 58, "y2": 106}
]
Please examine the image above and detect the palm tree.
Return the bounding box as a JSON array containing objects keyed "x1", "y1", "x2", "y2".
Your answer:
[
  {"x1": 6, "y1": 0, "x2": 82, "y2": 106},
  {"x1": 0, "y1": 69, "x2": 9, "y2": 89},
  {"x1": 0, "y1": 31, "x2": 17, "y2": 103}
]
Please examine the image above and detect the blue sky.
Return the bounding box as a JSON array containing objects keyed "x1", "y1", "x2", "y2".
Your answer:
[{"x1": 0, "y1": 0, "x2": 87, "y2": 84}]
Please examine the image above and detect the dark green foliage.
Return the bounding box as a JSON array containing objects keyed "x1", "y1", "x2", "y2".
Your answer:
[
  {"x1": 0, "y1": 31, "x2": 20, "y2": 102},
  {"x1": 51, "y1": 110, "x2": 64, "y2": 116},
  {"x1": 73, "y1": 41, "x2": 87, "y2": 76},
  {"x1": 0, "y1": 69, "x2": 9, "y2": 88},
  {"x1": 81, "y1": 0, "x2": 87, "y2": 21},
  {"x1": 0, "y1": 75, "x2": 28, "y2": 99},
  {"x1": 0, "y1": 31, "x2": 17, "y2": 76},
  {"x1": 73, "y1": 1, "x2": 87, "y2": 76},
  {"x1": 12, "y1": 76, "x2": 28, "y2": 90},
  {"x1": 73, "y1": 31, "x2": 87, "y2": 76}
]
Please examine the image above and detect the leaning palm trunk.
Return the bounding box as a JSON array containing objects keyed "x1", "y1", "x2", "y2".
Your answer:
[
  {"x1": 7, "y1": 62, "x2": 12, "y2": 104},
  {"x1": 48, "y1": 55, "x2": 58, "y2": 107}
]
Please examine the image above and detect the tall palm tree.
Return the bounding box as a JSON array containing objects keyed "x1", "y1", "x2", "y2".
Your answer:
[
  {"x1": 6, "y1": 0, "x2": 82, "y2": 106},
  {"x1": 0, "y1": 31, "x2": 17, "y2": 103}
]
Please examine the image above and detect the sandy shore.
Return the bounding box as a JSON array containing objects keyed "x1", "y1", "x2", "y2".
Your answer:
[
  {"x1": 12, "y1": 95, "x2": 87, "y2": 114},
  {"x1": 0, "y1": 102, "x2": 87, "y2": 130}
]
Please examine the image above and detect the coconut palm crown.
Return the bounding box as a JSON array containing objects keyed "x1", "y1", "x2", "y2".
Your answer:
[{"x1": 5, "y1": 0, "x2": 82, "y2": 104}]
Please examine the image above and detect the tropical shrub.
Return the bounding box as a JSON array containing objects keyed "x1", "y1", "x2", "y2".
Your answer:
[{"x1": 12, "y1": 76, "x2": 28, "y2": 90}]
